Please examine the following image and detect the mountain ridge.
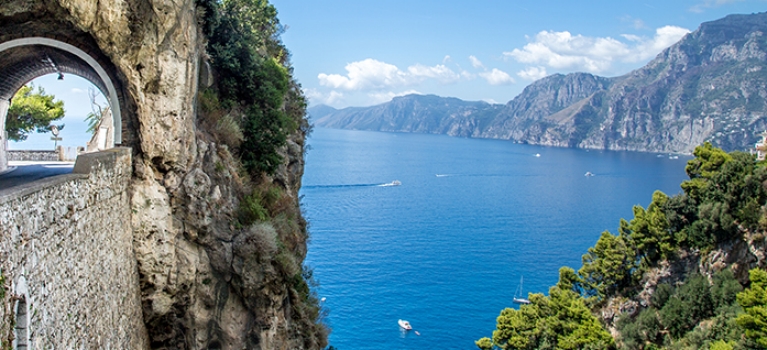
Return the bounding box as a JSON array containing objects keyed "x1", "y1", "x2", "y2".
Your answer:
[{"x1": 312, "y1": 12, "x2": 767, "y2": 153}]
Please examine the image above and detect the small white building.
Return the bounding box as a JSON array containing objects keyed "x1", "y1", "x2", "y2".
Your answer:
[{"x1": 755, "y1": 131, "x2": 767, "y2": 161}]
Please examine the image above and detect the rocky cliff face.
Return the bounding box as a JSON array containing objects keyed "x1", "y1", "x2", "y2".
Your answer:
[
  {"x1": 315, "y1": 12, "x2": 767, "y2": 154},
  {"x1": 1, "y1": 0, "x2": 320, "y2": 349}
]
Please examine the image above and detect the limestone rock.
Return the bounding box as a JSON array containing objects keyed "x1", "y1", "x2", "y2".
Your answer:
[{"x1": 1, "y1": 0, "x2": 319, "y2": 348}]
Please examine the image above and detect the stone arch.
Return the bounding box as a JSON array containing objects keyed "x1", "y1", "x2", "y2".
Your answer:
[{"x1": 0, "y1": 37, "x2": 127, "y2": 171}]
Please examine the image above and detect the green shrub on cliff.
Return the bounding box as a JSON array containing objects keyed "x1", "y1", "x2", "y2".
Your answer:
[
  {"x1": 737, "y1": 269, "x2": 767, "y2": 347},
  {"x1": 205, "y1": 0, "x2": 305, "y2": 176},
  {"x1": 478, "y1": 143, "x2": 767, "y2": 349}
]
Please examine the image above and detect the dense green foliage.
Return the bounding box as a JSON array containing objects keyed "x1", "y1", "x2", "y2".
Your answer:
[
  {"x1": 737, "y1": 269, "x2": 767, "y2": 347},
  {"x1": 479, "y1": 143, "x2": 767, "y2": 349},
  {"x1": 489, "y1": 283, "x2": 615, "y2": 350},
  {"x1": 204, "y1": 0, "x2": 306, "y2": 176},
  {"x1": 6, "y1": 85, "x2": 65, "y2": 141},
  {"x1": 618, "y1": 270, "x2": 749, "y2": 349}
]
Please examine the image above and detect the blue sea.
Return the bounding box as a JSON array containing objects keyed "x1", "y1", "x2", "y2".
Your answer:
[
  {"x1": 8, "y1": 118, "x2": 91, "y2": 150},
  {"x1": 300, "y1": 127, "x2": 690, "y2": 350}
]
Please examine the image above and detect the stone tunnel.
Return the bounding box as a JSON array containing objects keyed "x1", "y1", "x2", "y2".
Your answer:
[{"x1": 0, "y1": 15, "x2": 132, "y2": 172}]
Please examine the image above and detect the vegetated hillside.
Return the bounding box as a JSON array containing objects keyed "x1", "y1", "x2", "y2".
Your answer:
[
  {"x1": 315, "y1": 12, "x2": 767, "y2": 154},
  {"x1": 476, "y1": 144, "x2": 767, "y2": 350},
  {"x1": 312, "y1": 94, "x2": 504, "y2": 136}
]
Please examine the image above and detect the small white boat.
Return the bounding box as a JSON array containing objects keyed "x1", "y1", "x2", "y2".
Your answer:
[
  {"x1": 398, "y1": 319, "x2": 412, "y2": 330},
  {"x1": 534, "y1": 153, "x2": 541, "y2": 157},
  {"x1": 584, "y1": 171, "x2": 594, "y2": 177},
  {"x1": 392, "y1": 180, "x2": 401, "y2": 186},
  {"x1": 513, "y1": 276, "x2": 532, "y2": 305}
]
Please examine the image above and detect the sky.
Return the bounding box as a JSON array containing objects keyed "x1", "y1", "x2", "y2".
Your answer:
[
  {"x1": 10, "y1": 74, "x2": 107, "y2": 150},
  {"x1": 270, "y1": 0, "x2": 766, "y2": 108}
]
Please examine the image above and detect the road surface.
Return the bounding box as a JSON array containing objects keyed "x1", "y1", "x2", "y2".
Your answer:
[{"x1": 0, "y1": 161, "x2": 75, "y2": 191}]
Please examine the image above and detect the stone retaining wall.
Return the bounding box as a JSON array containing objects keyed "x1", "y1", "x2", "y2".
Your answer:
[
  {"x1": 0, "y1": 148, "x2": 148, "y2": 348},
  {"x1": 7, "y1": 150, "x2": 59, "y2": 162},
  {"x1": 7, "y1": 147, "x2": 84, "y2": 162}
]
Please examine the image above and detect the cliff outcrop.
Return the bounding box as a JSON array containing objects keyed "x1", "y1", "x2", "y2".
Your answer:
[{"x1": 0, "y1": 0, "x2": 321, "y2": 348}]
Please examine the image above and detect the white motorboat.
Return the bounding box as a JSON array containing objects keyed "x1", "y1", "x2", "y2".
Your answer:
[
  {"x1": 392, "y1": 180, "x2": 401, "y2": 186},
  {"x1": 398, "y1": 319, "x2": 412, "y2": 330}
]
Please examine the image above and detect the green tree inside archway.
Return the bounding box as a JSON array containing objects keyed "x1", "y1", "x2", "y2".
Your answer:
[{"x1": 5, "y1": 85, "x2": 65, "y2": 141}]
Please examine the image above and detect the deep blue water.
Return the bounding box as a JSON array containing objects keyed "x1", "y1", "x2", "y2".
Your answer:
[{"x1": 300, "y1": 127, "x2": 690, "y2": 350}]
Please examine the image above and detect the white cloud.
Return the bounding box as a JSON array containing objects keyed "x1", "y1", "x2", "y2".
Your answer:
[
  {"x1": 690, "y1": 0, "x2": 743, "y2": 13},
  {"x1": 368, "y1": 90, "x2": 422, "y2": 104},
  {"x1": 325, "y1": 91, "x2": 345, "y2": 105},
  {"x1": 482, "y1": 98, "x2": 499, "y2": 104},
  {"x1": 71, "y1": 88, "x2": 85, "y2": 94},
  {"x1": 517, "y1": 66, "x2": 548, "y2": 81},
  {"x1": 443, "y1": 55, "x2": 452, "y2": 63},
  {"x1": 629, "y1": 26, "x2": 692, "y2": 62},
  {"x1": 479, "y1": 68, "x2": 515, "y2": 85},
  {"x1": 318, "y1": 59, "x2": 408, "y2": 90},
  {"x1": 407, "y1": 64, "x2": 461, "y2": 84},
  {"x1": 469, "y1": 55, "x2": 485, "y2": 69},
  {"x1": 305, "y1": 88, "x2": 345, "y2": 106},
  {"x1": 504, "y1": 25, "x2": 690, "y2": 74},
  {"x1": 318, "y1": 58, "x2": 461, "y2": 91}
]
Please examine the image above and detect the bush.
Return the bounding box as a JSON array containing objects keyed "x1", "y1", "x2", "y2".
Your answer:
[
  {"x1": 205, "y1": 0, "x2": 306, "y2": 176},
  {"x1": 239, "y1": 191, "x2": 269, "y2": 224}
]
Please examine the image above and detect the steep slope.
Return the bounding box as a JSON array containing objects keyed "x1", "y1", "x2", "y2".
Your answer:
[
  {"x1": 316, "y1": 12, "x2": 767, "y2": 153},
  {"x1": 315, "y1": 94, "x2": 503, "y2": 137},
  {"x1": 534, "y1": 11, "x2": 767, "y2": 153},
  {"x1": 0, "y1": 0, "x2": 324, "y2": 348}
]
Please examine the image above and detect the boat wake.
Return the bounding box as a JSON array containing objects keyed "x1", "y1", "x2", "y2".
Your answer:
[{"x1": 305, "y1": 180, "x2": 401, "y2": 189}]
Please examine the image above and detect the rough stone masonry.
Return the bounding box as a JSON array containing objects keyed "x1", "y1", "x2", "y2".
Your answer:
[{"x1": 0, "y1": 148, "x2": 148, "y2": 348}]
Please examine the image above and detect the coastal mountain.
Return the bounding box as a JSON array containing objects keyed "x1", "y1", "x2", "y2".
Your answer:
[
  {"x1": 313, "y1": 12, "x2": 767, "y2": 153},
  {"x1": 311, "y1": 94, "x2": 504, "y2": 136}
]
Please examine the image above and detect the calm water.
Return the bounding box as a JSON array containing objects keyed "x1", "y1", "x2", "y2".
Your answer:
[
  {"x1": 8, "y1": 118, "x2": 91, "y2": 150},
  {"x1": 300, "y1": 127, "x2": 690, "y2": 350}
]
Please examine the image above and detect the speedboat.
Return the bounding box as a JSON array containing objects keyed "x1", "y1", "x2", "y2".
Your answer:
[
  {"x1": 392, "y1": 180, "x2": 401, "y2": 186},
  {"x1": 398, "y1": 319, "x2": 412, "y2": 330},
  {"x1": 584, "y1": 171, "x2": 594, "y2": 177}
]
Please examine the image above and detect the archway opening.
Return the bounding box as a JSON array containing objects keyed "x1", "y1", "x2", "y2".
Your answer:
[
  {"x1": 8, "y1": 74, "x2": 109, "y2": 153},
  {"x1": 0, "y1": 37, "x2": 126, "y2": 174}
]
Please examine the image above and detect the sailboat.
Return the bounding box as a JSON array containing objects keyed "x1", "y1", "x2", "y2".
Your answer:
[{"x1": 513, "y1": 276, "x2": 531, "y2": 305}]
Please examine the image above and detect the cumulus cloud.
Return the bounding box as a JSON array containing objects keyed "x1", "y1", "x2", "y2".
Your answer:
[
  {"x1": 407, "y1": 64, "x2": 461, "y2": 84},
  {"x1": 318, "y1": 58, "x2": 461, "y2": 91},
  {"x1": 479, "y1": 68, "x2": 515, "y2": 85},
  {"x1": 517, "y1": 66, "x2": 548, "y2": 81},
  {"x1": 690, "y1": 0, "x2": 743, "y2": 13},
  {"x1": 305, "y1": 88, "x2": 344, "y2": 106},
  {"x1": 504, "y1": 25, "x2": 690, "y2": 74},
  {"x1": 469, "y1": 55, "x2": 485, "y2": 69},
  {"x1": 624, "y1": 26, "x2": 692, "y2": 62}
]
